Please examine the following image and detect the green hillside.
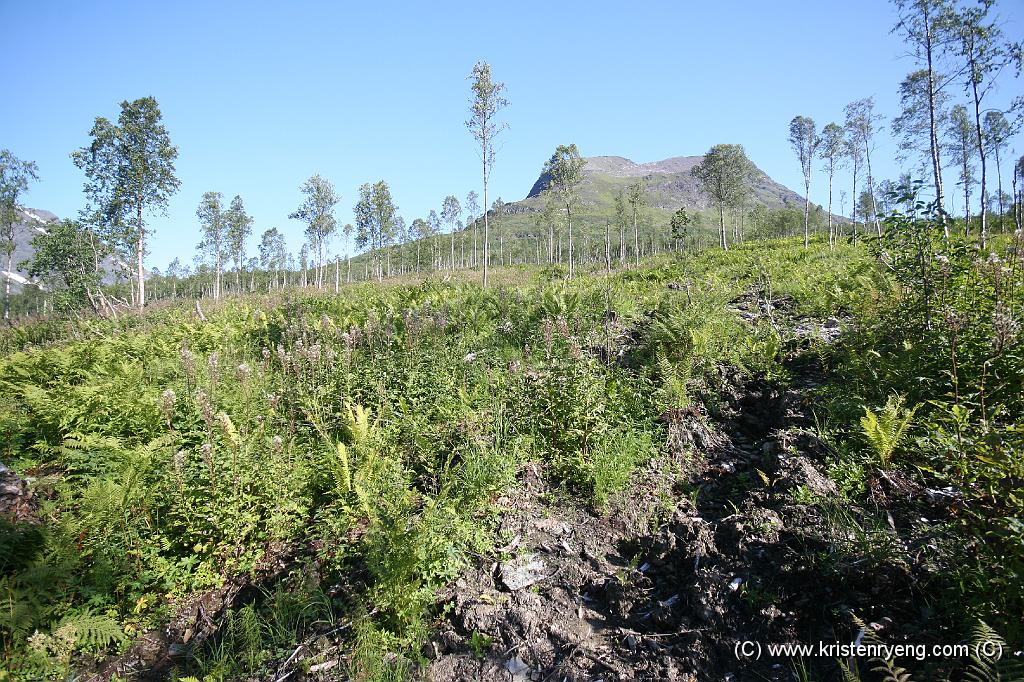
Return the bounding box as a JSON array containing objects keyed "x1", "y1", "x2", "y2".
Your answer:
[{"x1": 479, "y1": 154, "x2": 820, "y2": 247}]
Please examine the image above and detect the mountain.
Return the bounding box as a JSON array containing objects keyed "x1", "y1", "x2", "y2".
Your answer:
[
  {"x1": 474, "y1": 153, "x2": 818, "y2": 247},
  {"x1": 523, "y1": 155, "x2": 806, "y2": 212},
  {"x1": 1, "y1": 208, "x2": 59, "y2": 289},
  {"x1": 2, "y1": 209, "x2": 129, "y2": 291}
]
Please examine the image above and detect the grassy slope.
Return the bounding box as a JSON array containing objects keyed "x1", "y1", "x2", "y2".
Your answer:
[{"x1": 0, "y1": 232, "x2": 1020, "y2": 680}]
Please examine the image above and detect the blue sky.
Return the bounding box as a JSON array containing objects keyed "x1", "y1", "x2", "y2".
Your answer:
[{"x1": 3, "y1": 0, "x2": 1022, "y2": 270}]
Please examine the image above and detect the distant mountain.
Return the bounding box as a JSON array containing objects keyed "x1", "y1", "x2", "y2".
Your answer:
[
  {"x1": 470, "y1": 153, "x2": 820, "y2": 247},
  {"x1": 2, "y1": 208, "x2": 129, "y2": 291},
  {"x1": 1, "y1": 208, "x2": 59, "y2": 289},
  {"x1": 523, "y1": 155, "x2": 806, "y2": 212}
]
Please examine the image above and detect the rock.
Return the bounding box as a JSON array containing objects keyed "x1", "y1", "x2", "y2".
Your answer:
[
  {"x1": 506, "y1": 655, "x2": 530, "y2": 679},
  {"x1": 925, "y1": 486, "x2": 961, "y2": 506},
  {"x1": 499, "y1": 554, "x2": 548, "y2": 591}
]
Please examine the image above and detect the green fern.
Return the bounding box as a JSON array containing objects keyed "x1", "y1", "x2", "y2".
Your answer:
[
  {"x1": 343, "y1": 402, "x2": 375, "y2": 445},
  {"x1": 850, "y1": 615, "x2": 913, "y2": 682},
  {"x1": 870, "y1": 658, "x2": 914, "y2": 682},
  {"x1": 55, "y1": 607, "x2": 127, "y2": 650},
  {"x1": 964, "y1": 620, "x2": 1024, "y2": 682},
  {"x1": 837, "y1": 660, "x2": 863, "y2": 682},
  {"x1": 860, "y1": 394, "x2": 918, "y2": 467}
]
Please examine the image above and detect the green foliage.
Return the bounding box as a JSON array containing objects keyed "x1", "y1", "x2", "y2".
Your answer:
[
  {"x1": 669, "y1": 207, "x2": 692, "y2": 241},
  {"x1": 1, "y1": 229, "x2": 1021, "y2": 677},
  {"x1": 859, "y1": 394, "x2": 918, "y2": 467},
  {"x1": 22, "y1": 219, "x2": 103, "y2": 312},
  {"x1": 70, "y1": 96, "x2": 180, "y2": 309},
  {"x1": 821, "y1": 200, "x2": 1024, "y2": 640},
  {"x1": 691, "y1": 143, "x2": 755, "y2": 247},
  {"x1": 1, "y1": 149, "x2": 40, "y2": 319}
]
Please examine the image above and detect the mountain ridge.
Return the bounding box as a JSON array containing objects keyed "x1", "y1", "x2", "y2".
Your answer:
[{"x1": 503, "y1": 153, "x2": 811, "y2": 238}]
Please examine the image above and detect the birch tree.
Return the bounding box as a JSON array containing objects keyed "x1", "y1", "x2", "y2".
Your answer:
[
  {"x1": 289, "y1": 175, "x2": 339, "y2": 288},
  {"x1": 947, "y1": 104, "x2": 979, "y2": 224},
  {"x1": 427, "y1": 210, "x2": 441, "y2": 270},
  {"x1": 983, "y1": 110, "x2": 1012, "y2": 233},
  {"x1": 789, "y1": 115, "x2": 820, "y2": 247},
  {"x1": 354, "y1": 180, "x2": 398, "y2": 280},
  {"x1": 441, "y1": 195, "x2": 461, "y2": 270},
  {"x1": 258, "y1": 227, "x2": 287, "y2": 288},
  {"x1": 691, "y1": 144, "x2": 753, "y2": 251},
  {"x1": 196, "y1": 192, "x2": 226, "y2": 300},
  {"x1": 845, "y1": 98, "x2": 884, "y2": 237},
  {"x1": 819, "y1": 123, "x2": 845, "y2": 248},
  {"x1": 542, "y1": 144, "x2": 586, "y2": 279},
  {"x1": 1014, "y1": 155, "x2": 1024, "y2": 231},
  {"x1": 844, "y1": 128, "x2": 864, "y2": 239},
  {"x1": 0, "y1": 150, "x2": 39, "y2": 320},
  {"x1": 71, "y1": 97, "x2": 180, "y2": 310},
  {"x1": 466, "y1": 61, "x2": 508, "y2": 288},
  {"x1": 949, "y1": 0, "x2": 1020, "y2": 246},
  {"x1": 224, "y1": 195, "x2": 252, "y2": 290},
  {"x1": 893, "y1": 0, "x2": 956, "y2": 226},
  {"x1": 24, "y1": 219, "x2": 103, "y2": 313},
  {"x1": 892, "y1": 69, "x2": 952, "y2": 229},
  {"x1": 613, "y1": 187, "x2": 629, "y2": 265},
  {"x1": 465, "y1": 190, "x2": 480, "y2": 268},
  {"x1": 410, "y1": 218, "x2": 429, "y2": 271},
  {"x1": 626, "y1": 181, "x2": 645, "y2": 265}
]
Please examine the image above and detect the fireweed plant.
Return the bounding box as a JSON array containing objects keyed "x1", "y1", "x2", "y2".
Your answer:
[{"x1": 0, "y1": 228, "x2": 1019, "y2": 679}]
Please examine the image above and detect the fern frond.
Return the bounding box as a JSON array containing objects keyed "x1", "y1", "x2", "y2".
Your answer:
[
  {"x1": 870, "y1": 659, "x2": 913, "y2": 682},
  {"x1": 838, "y1": 660, "x2": 863, "y2": 682},
  {"x1": 343, "y1": 402, "x2": 374, "y2": 445},
  {"x1": 860, "y1": 394, "x2": 918, "y2": 466},
  {"x1": 57, "y1": 607, "x2": 127, "y2": 650},
  {"x1": 964, "y1": 620, "x2": 1014, "y2": 682}
]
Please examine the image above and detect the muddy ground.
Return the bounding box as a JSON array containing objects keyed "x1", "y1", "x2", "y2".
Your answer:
[{"x1": 421, "y1": 304, "x2": 963, "y2": 682}]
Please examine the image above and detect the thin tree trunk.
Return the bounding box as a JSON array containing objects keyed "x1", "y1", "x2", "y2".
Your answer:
[
  {"x1": 864, "y1": 143, "x2": 881, "y2": 237},
  {"x1": 969, "y1": 57, "x2": 988, "y2": 247},
  {"x1": 923, "y1": 2, "x2": 948, "y2": 235},
  {"x1": 719, "y1": 204, "x2": 728, "y2": 250},
  {"x1": 851, "y1": 158, "x2": 859, "y2": 242},
  {"x1": 567, "y1": 206, "x2": 574, "y2": 279},
  {"x1": 3, "y1": 250, "x2": 12, "y2": 320},
  {"x1": 483, "y1": 137, "x2": 490, "y2": 288},
  {"x1": 632, "y1": 209, "x2": 639, "y2": 266},
  {"x1": 604, "y1": 220, "x2": 611, "y2": 275},
  {"x1": 964, "y1": 152, "x2": 972, "y2": 229},
  {"x1": 994, "y1": 143, "x2": 1004, "y2": 233},
  {"x1": 619, "y1": 223, "x2": 625, "y2": 266},
  {"x1": 136, "y1": 201, "x2": 146, "y2": 310},
  {"x1": 1012, "y1": 167, "x2": 1020, "y2": 232},
  {"x1": 827, "y1": 169, "x2": 835, "y2": 249},
  {"x1": 803, "y1": 180, "x2": 811, "y2": 248}
]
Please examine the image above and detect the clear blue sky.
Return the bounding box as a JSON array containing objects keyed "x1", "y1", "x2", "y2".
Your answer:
[{"x1": 3, "y1": 0, "x2": 1022, "y2": 270}]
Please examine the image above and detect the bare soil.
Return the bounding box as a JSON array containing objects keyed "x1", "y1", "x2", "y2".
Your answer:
[{"x1": 423, "y1": 364, "x2": 956, "y2": 682}]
